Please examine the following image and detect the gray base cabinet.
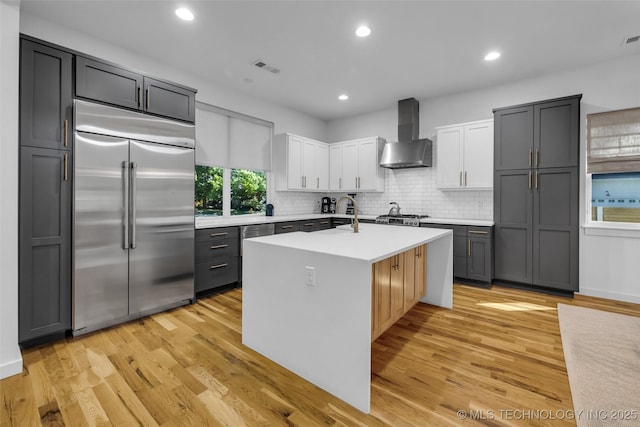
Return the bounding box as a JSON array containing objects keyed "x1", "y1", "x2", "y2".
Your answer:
[
  {"x1": 421, "y1": 224, "x2": 493, "y2": 284},
  {"x1": 493, "y1": 95, "x2": 580, "y2": 292},
  {"x1": 19, "y1": 147, "x2": 72, "y2": 342},
  {"x1": 195, "y1": 227, "x2": 240, "y2": 293}
]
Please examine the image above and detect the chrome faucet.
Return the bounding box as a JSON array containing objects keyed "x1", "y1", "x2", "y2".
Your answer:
[
  {"x1": 388, "y1": 202, "x2": 401, "y2": 216},
  {"x1": 336, "y1": 195, "x2": 359, "y2": 233}
]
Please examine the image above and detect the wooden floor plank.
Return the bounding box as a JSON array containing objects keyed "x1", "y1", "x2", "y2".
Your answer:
[{"x1": 2, "y1": 284, "x2": 639, "y2": 426}]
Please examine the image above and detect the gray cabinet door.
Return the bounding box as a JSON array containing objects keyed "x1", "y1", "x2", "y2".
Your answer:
[
  {"x1": 20, "y1": 40, "x2": 72, "y2": 151},
  {"x1": 76, "y1": 56, "x2": 143, "y2": 111},
  {"x1": 494, "y1": 105, "x2": 533, "y2": 170},
  {"x1": 467, "y1": 237, "x2": 492, "y2": 282},
  {"x1": 144, "y1": 77, "x2": 196, "y2": 123},
  {"x1": 19, "y1": 147, "x2": 71, "y2": 342},
  {"x1": 534, "y1": 97, "x2": 580, "y2": 169},
  {"x1": 533, "y1": 168, "x2": 578, "y2": 290},
  {"x1": 494, "y1": 170, "x2": 533, "y2": 283}
]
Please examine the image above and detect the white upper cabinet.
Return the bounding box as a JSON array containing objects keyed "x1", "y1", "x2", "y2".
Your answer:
[
  {"x1": 275, "y1": 133, "x2": 384, "y2": 192},
  {"x1": 274, "y1": 133, "x2": 328, "y2": 192},
  {"x1": 329, "y1": 144, "x2": 343, "y2": 191},
  {"x1": 436, "y1": 119, "x2": 493, "y2": 190},
  {"x1": 331, "y1": 137, "x2": 385, "y2": 192}
]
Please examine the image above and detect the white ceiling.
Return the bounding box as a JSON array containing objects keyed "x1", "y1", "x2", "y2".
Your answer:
[{"x1": 20, "y1": 0, "x2": 640, "y2": 121}]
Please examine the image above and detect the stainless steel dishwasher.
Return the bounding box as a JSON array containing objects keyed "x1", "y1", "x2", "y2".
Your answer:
[{"x1": 240, "y1": 223, "x2": 275, "y2": 285}]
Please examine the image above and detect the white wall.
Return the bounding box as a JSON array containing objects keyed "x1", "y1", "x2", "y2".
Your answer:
[
  {"x1": 0, "y1": 0, "x2": 23, "y2": 379},
  {"x1": 328, "y1": 52, "x2": 640, "y2": 304}
]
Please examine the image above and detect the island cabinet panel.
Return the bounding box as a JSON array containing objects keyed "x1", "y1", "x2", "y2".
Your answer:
[
  {"x1": 372, "y1": 245, "x2": 427, "y2": 342},
  {"x1": 404, "y1": 244, "x2": 427, "y2": 310},
  {"x1": 195, "y1": 226, "x2": 240, "y2": 293}
]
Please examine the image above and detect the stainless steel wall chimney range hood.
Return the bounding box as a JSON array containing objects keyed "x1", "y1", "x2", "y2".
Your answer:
[{"x1": 379, "y1": 98, "x2": 433, "y2": 169}]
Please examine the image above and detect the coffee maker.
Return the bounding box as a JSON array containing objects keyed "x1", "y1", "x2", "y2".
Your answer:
[
  {"x1": 321, "y1": 197, "x2": 336, "y2": 214},
  {"x1": 321, "y1": 197, "x2": 331, "y2": 214}
]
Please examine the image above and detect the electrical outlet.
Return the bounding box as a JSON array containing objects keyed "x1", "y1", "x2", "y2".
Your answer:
[{"x1": 305, "y1": 266, "x2": 316, "y2": 286}]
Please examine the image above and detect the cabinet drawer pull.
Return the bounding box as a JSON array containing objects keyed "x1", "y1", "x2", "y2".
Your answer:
[
  {"x1": 528, "y1": 171, "x2": 532, "y2": 189},
  {"x1": 146, "y1": 87, "x2": 150, "y2": 109},
  {"x1": 210, "y1": 232, "x2": 228, "y2": 237},
  {"x1": 317, "y1": 177, "x2": 319, "y2": 188},
  {"x1": 529, "y1": 149, "x2": 532, "y2": 167},
  {"x1": 281, "y1": 225, "x2": 294, "y2": 229},
  {"x1": 468, "y1": 239, "x2": 471, "y2": 257},
  {"x1": 536, "y1": 149, "x2": 539, "y2": 167},
  {"x1": 464, "y1": 171, "x2": 467, "y2": 187},
  {"x1": 339, "y1": 177, "x2": 342, "y2": 189},
  {"x1": 459, "y1": 171, "x2": 462, "y2": 186},
  {"x1": 304, "y1": 223, "x2": 314, "y2": 226},
  {"x1": 64, "y1": 119, "x2": 69, "y2": 147},
  {"x1": 320, "y1": 221, "x2": 329, "y2": 225},
  {"x1": 137, "y1": 86, "x2": 141, "y2": 108},
  {"x1": 63, "y1": 153, "x2": 68, "y2": 181},
  {"x1": 210, "y1": 263, "x2": 228, "y2": 270},
  {"x1": 210, "y1": 244, "x2": 228, "y2": 249},
  {"x1": 535, "y1": 171, "x2": 539, "y2": 189},
  {"x1": 468, "y1": 230, "x2": 488, "y2": 235}
]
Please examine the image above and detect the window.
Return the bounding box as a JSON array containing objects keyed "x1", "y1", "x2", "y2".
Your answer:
[
  {"x1": 588, "y1": 107, "x2": 640, "y2": 225},
  {"x1": 194, "y1": 166, "x2": 267, "y2": 217},
  {"x1": 194, "y1": 102, "x2": 273, "y2": 217}
]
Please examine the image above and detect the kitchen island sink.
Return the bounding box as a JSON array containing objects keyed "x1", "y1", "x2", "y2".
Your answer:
[{"x1": 242, "y1": 223, "x2": 452, "y2": 413}]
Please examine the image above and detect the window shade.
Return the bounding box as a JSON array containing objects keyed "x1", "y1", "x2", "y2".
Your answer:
[
  {"x1": 195, "y1": 102, "x2": 273, "y2": 171},
  {"x1": 587, "y1": 107, "x2": 640, "y2": 174}
]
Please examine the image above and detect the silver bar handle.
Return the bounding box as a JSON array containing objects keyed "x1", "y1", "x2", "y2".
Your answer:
[
  {"x1": 339, "y1": 177, "x2": 342, "y2": 189},
  {"x1": 469, "y1": 230, "x2": 489, "y2": 235},
  {"x1": 130, "y1": 162, "x2": 137, "y2": 249},
  {"x1": 210, "y1": 244, "x2": 228, "y2": 249},
  {"x1": 317, "y1": 177, "x2": 319, "y2": 189},
  {"x1": 281, "y1": 225, "x2": 294, "y2": 229},
  {"x1": 122, "y1": 161, "x2": 129, "y2": 250},
  {"x1": 210, "y1": 263, "x2": 228, "y2": 270},
  {"x1": 210, "y1": 232, "x2": 228, "y2": 237},
  {"x1": 464, "y1": 171, "x2": 467, "y2": 187},
  {"x1": 459, "y1": 171, "x2": 462, "y2": 186}
]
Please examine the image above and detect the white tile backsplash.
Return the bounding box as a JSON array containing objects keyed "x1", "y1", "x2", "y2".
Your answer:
[{"x1": 268, "y1": 168, "x2": 493, "y2": 220}]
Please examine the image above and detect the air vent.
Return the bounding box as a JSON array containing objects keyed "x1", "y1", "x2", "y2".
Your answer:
[
  {"x1": 252, "y1": 60, "x2": 280, "y2": 74},
  {"x1": 622, "y1": 35, "x2": 640, "y2": 45}
]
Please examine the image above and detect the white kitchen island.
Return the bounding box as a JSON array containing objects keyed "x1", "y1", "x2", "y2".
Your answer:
[{"x1": 242, "y1": 223, "x2": 453, "y2": 413}]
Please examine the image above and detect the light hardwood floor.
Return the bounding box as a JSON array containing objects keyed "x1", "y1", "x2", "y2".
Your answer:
[{"x1": 2, "y1": 284, "x2": 638, "y2": 426}]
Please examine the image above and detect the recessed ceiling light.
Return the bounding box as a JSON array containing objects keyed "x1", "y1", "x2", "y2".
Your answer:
[
  {"x1": 484, "y1": 51, "x2": 501, "y2": 61},
  {"x1": 175, "y1": 8, "x2": 194, "y2": 21},
  {"x1": 355, "y1": 25, "x2": 371, "y2": 38},
  {"x1": 338, "y1": 94, "x2": 349, "y2": 101}
]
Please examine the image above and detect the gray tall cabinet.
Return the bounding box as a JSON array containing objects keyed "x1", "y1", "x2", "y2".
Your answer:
[
  {"x1": 493, "y1": 95, "x2": 581, "y2": 292},
  {"x1": 19, "y1": 39, "x2": 73, "y2": 343}
]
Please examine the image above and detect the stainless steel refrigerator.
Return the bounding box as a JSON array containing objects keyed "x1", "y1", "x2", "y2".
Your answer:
[{"x1": 73, "y1": 100, "x2": 195, "y2": 335}]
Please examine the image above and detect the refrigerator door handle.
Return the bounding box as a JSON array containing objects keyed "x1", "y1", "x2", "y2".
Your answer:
[
  {"x1": 122, "y1": 160, "x2": 129, "y2": 249},
  {"x1": 130, "y1": 161, "x2": 137, "y2": 249}
]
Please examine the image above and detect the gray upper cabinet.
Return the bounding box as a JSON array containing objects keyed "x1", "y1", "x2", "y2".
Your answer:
[
  {"x1": 19, "y1": 147, "x2": 72, "y2": 343},
  {"x1": 493, "y1": 95, "x2": 581, "y2": 292},
  {"x1": 535, "y1": 98, "x2": 580, "y2": 169},
  {"x1": 494, "y1": 105, "x2": 533, "y2": 170},
  {"x1": 144, "y1": 77, "x2": 196, "y2": 123},
  {"x1": 76, "y1": 56, "x2": 196, "y2": 123},
  {"x1": 76, "y1": 56, "x2": 143, "y2": 110},
  {"x1": 20, "y1": 40, "x2": 72, "y2": 151}
]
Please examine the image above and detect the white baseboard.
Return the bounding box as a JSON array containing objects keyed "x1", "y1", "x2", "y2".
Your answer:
[
  {"x1": 578, "y1": 288, "x2": 640, "y2": 305},
  {"x1": 0, "y1": 353, "x2": 23, "y2": 380}
]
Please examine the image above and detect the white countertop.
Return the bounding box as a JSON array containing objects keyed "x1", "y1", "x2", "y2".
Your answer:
[
  {"x1": 196, "y1": 213, "x2": 493, "y2": 229},
  {"x1": 244, "y1": 223, "x2": 451, "y2": 263}
]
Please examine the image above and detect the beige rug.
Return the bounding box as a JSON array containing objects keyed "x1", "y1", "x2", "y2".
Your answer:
[{"x1": 557, "y1": 304, "x2": 640, "y2": 427}]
